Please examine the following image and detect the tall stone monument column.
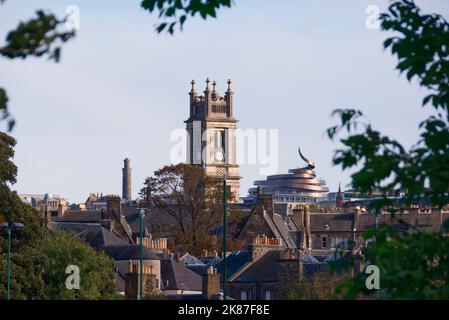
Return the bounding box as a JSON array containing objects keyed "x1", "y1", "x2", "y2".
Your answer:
[{"x1": 122, "y1": 158, "x2": 132, "y2": 201}]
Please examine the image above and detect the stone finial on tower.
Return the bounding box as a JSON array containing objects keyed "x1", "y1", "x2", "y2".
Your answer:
[
  {"x1": 211, "y1": 80, "x2": 219, "y2": 100},
  {"x1": 205, "y1": 78, "x2": 211, "y2": 92},
  {"x1": 189, "y1": 80, "x2": 197, "y2": 117},
  {"x1": 225, "y1": 79, "x2": 233, "y2": 116}
]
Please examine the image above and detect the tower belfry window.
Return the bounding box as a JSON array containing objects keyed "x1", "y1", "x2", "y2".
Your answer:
[
  {"x1": 215, "y1": 130, "x2": 225, "y2": 149},
  {"x1": 214, "y1": 130, "x2": 226, "y2": 163},
  {"x1": 212, "y1": 104, "x2": 226, "y2": 113}
]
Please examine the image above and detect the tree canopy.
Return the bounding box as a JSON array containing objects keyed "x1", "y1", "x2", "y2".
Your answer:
[
  {"x1": 0, "y1": 131, "x2": 118, "y2": 300},
  {"x1": 140, "y1": 163, "x2": 226, "y2": 255},
  {"x1": 327, "y1": 0, "x2": 449, "y2": 299}
]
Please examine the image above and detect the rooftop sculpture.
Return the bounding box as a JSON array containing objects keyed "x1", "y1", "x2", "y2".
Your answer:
[{"x1": 298, "y1": 147, "x2": 315, "y2": 169}]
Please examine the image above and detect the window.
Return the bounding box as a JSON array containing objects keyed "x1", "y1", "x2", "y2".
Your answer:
[
  {"x1": 213, "y1": 130, "x2": 226, "y2": 163},
  {"x1": 265, "y1": 290, "x2": 272, "y2": 300},
  {"x1": 214, "y1": 130, "x2": 225, "y2": 150},
  {"x1": 240, "y1": 290, "x2": 251, "y2": 300},
  {"x1": 212, "y1": 104, "x2": 226, "y2": 113},
  {"x1": 322, "y1": 236, "x2": 327, "y2": 248},
  {"x1": 334, "y1": 237, "x2": 349, "y2": 249}
]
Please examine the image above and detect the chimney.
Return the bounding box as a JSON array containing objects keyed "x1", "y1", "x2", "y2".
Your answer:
[
  {"x1": 106, "y1": 195, "x2": 122, "y2": 219},
  {"x1": 303, "y1": 206, "x2": 311, "y2": 251},
  {"x1": 125, "y1": 260, "x2": 158, "y2": 300},
  {"x1": 248, "y1": 240, "x2": 276, "y2": 262},
  {"x1": 278, "y1": 249, "x2": 303, "y2": 298},
  {"x1": 202, "y1": 266, "x2": 220, "y2": 300},
  {"x1": 409, "y1": 207, "x2": 419, "y2": 228}
]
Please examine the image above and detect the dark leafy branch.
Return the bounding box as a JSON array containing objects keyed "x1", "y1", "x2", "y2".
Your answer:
[
  {"x1": 381, "y1": 0, "x2": 449, "y2": 115},
  {"x1": 328, "y1": 0, "x2": 449, "y2": 299},
  {"x1": 328, "y1": 0, "x2": 449, "y2": 208},
  {"x1": 0, "y1": 88, "x2": 14, "y2": 132},
  {"x1": 141, "y1": 0, "x2": 234, "y2": 34},
  {"x1": 0, "y1": 10, "x2": 75, "y2": 62},
  {"x1": 0, "y1": 9, "x2": 76, "y2": 131}
]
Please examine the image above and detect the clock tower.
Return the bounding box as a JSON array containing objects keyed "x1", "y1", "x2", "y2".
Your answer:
[{"x1": 185, "y1": 78, "x2": 240, "y2": 202}]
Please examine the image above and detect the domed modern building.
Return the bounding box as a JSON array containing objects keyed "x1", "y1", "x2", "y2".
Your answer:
[{"x1": 243, "y1": 148, "x2": 329, "y2": 205}]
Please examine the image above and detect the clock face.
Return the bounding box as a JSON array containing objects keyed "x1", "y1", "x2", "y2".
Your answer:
[{"x1": 214, "y1": 148, "x2": 225, "y2": 162}]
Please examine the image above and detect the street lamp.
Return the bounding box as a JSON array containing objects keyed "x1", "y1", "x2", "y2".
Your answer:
[
  {"x1": 1, "y1": 221, "x2": 25, "y2": 300},
  {"x1": 139, "y1": 209, "x2": 145, "y2": 301},
  {"x1": 222, "y1": 174, "x2": 227, "y2": 301}
]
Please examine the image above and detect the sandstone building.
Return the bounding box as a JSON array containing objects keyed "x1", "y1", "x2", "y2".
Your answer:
[{"x1": 185, "y1": 78, "x2": 240, "y2": 201}]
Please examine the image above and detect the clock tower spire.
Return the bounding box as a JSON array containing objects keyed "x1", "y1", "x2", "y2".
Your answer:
[{"x1": 185, "y1": 78, "x2": 240, "y2": 202}]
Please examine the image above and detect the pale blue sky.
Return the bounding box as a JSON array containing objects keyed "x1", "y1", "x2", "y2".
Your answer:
[{"x1": 1, "y1": 0, "x2": 447, "y2": 203}]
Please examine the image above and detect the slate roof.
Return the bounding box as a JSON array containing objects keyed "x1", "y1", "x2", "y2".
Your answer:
[
  {"x1": 161, "y1": 259, "x2": 202, "y2": 291},
  {"x1": 185, "y1": 265, "x2": 208, "y2": 276},
  {"x1": 271, "y1": 213, "x2": 299, "y2": 248},
  {"x1": 300, "y1": 252, "x2": 319, "y2": 264},
  {"x1": 50, "y1": 222, "x2": 129, "y2": 249},
  {"x1": 216, "y1": 251, "x2": 251, "y2": 280},
  {"x1": 86, "y1": 226, "x2": 129, "y2": 249},
  {"x1": 289, "y1": 211, "x2": 449, "y2": 234},
  {"x1": 102, "y1": 244, "x2": 161, "y2": 261},
  {"x1": 310, "y1": 213, "x2": 355, "y2": 232},
  {"x1": 167, "y1": 293, "x2": 232, "y2": 300},
  {"x1": 125, "y1": 206, "x2": 178, "y2": 235},
  {"x1": 50, "y1": 221, "x2": 98, "y2": 234},
  {"x1": 115, "y1": 273, "x2": 126, "y2": 293},
  {"x1": 232, "y1": 250, "x2": 282, "y2": 283},
  {"x1": 230, "y1": 249, "x2": 326, "y2": 283},
  {"x1": 53, "y1": 210, "x2": 102, "y2": 223},
  {"x1": 235, "y1": 204, "x2": 301, "y2": 249}
]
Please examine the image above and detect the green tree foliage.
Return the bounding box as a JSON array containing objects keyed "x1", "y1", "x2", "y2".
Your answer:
[
  {"x1": 0, "y1": 10, "x2": 75, "y2": 62},
  {"x1": 141, "y1": 0, "x2": 234, "y2": 34},
  {"x1": 143, "y1": 277, "x2": 166, "y2": 300},
  {"x1": 41, "y1": 231, "x2": 118, "y2": 300},
  {"x1": 0, "y1": 88, "x2": 13, "y2": 132},
  {"x1": 0, "y1": 132, "x2": 118, "y2": 299},
  {"x1": 327, "y1": 0, "x2": 449, "y2": 299},
  {"x1": 338, "y1": 224, "x2": 449, "y2": 299},
  {"x1": 0, "y1": 4, "x2": 76, "y2": 131},
  {"x1": 0, "y1": 131, "x2": 48, "y2": 299}
]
